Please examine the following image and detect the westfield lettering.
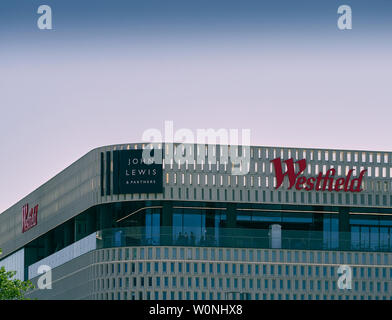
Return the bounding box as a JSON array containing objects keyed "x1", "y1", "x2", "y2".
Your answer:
[
  {"x1": 271, "y1": 158, "x2": 367, "y2": 192},
  {"x1": 22, "y1": 203, "x2": 38, "y2": 233}
]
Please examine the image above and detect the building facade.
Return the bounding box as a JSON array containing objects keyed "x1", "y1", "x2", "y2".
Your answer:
[{"x1": 0, "y1": 143, "x2": 392, "y2": 300}]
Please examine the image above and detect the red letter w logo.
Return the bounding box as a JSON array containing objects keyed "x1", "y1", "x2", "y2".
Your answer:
[
  {"x1": 22, "y1": 203, "x2": 38, "y2": 233},
  {"x1": 270, "y1": 158, "x2": 307, "y2": 189}
]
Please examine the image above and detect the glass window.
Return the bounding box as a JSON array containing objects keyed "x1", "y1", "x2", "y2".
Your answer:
[
  {"x1": 234, "y1": 249, "x2": 238, "y2": 260},
  {"x1": 219, "y1": 249, "x2": 223, "y2": 260},
  {"x1": 146, "y1": 210, "x2": 160, "y2": 245},
  {"x1": 203, "y1": 249, "x2": 208, "y2": 260}
]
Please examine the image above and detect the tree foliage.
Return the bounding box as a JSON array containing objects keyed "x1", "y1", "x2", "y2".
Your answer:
[{"x1": 0, "y1": 249, "x2": 34, "y2": 300}]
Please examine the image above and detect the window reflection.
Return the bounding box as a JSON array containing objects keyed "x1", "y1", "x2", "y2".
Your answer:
[
  {"x1": 145, "y1": 209, "x2": 160, "y2": 245},
  {"x1": 172, "y1": 208, "x2": 226, "y2": 246},
  {"x1": 323, "y1": 215, "x2": 339, "y2": 250},
  {"x1": 100, "y1": 201, "x2": 392, "y2": 253},
  {"x1": 350, "y1": 216, "x2": 392, "y2": 252}
]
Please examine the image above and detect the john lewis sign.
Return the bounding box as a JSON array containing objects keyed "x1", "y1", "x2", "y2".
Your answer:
[{"x1": 113, "y1": 149, "x2": 163, "y2": 194}]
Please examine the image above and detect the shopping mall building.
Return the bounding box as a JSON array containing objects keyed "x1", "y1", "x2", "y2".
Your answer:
[{"x1": 1, "y1": 143, "x2": 392, "y2": 300}]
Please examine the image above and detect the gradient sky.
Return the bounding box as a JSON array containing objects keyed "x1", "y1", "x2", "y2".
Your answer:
[{"x1": 0, "y1": 0, "x2": 391, "y2": 212}]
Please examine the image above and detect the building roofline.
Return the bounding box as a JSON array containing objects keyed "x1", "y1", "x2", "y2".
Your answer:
[{"x1": 1, "y1": 142, "x2": 391, "y2": 215}]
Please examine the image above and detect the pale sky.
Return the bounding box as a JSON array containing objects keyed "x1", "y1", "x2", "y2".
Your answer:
[{"x1": 0, "y1": 0, "x2": 391, "y2": 213}]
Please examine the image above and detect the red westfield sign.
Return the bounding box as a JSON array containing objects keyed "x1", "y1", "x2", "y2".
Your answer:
[
  {"x1": 271, "y1": 158, "x2": 367, "y2": 192},
  {"x1": 22, "y1": 203, "x2": 38, "y2": 233}
]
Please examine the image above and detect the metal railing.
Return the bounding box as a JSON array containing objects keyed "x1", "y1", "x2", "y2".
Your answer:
[{"x1": 95, "y1": 226, "x2": 392, "y2": 253}]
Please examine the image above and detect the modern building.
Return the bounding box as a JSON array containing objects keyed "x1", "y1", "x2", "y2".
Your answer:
[{"x1": 1, "y1": 143, "x2": 392, "y2": 300}]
